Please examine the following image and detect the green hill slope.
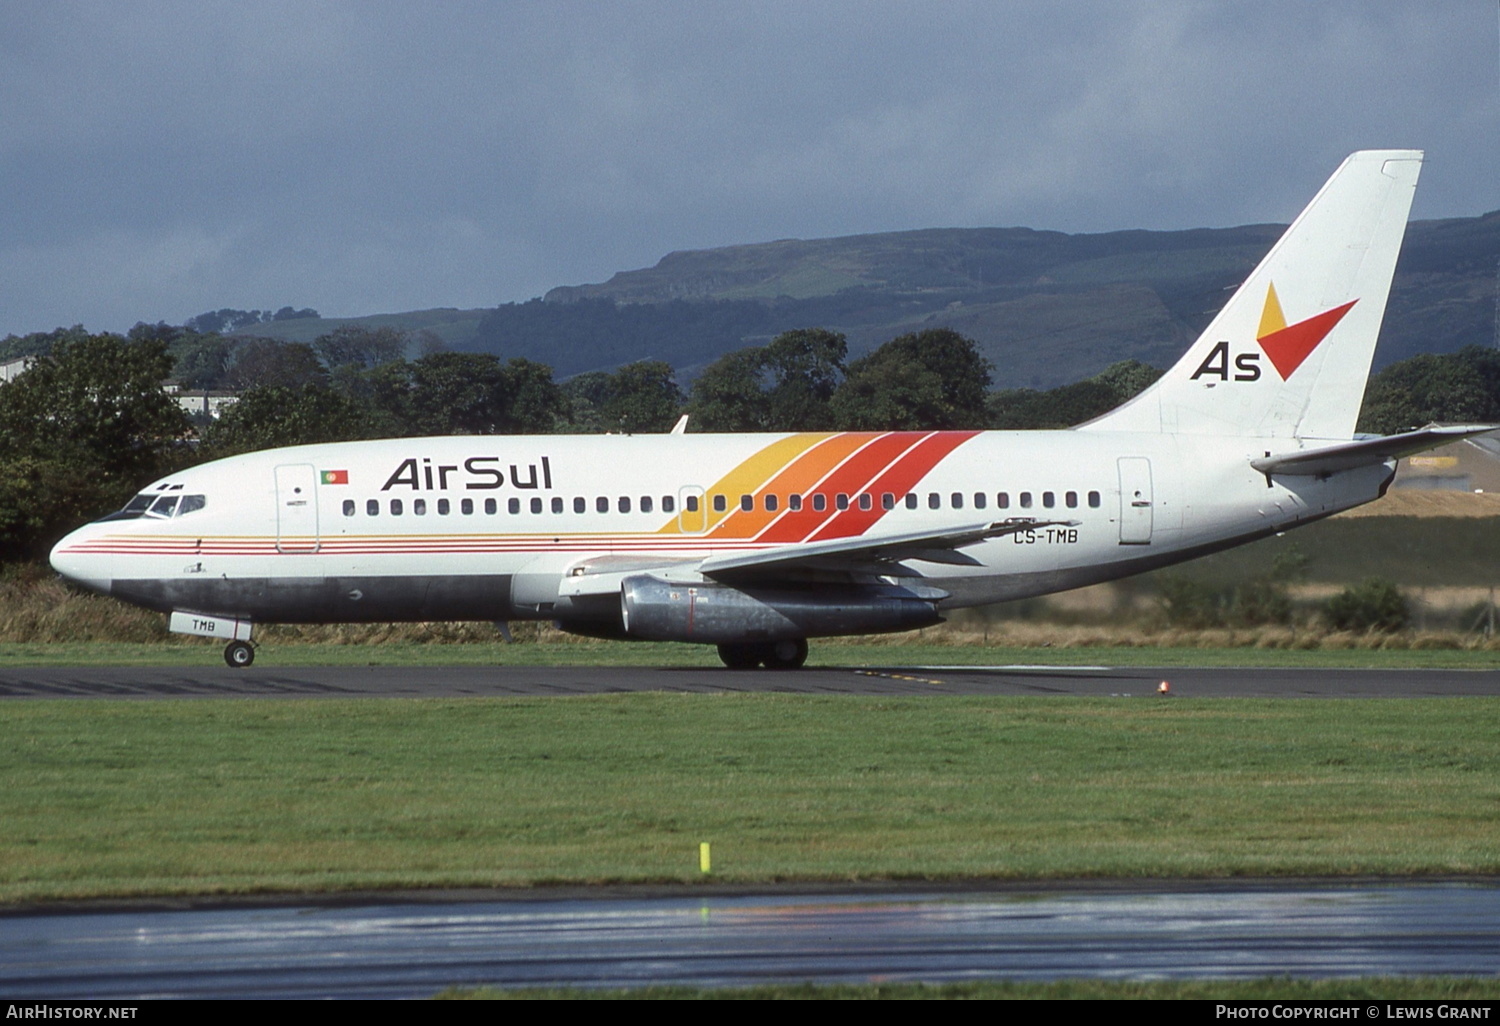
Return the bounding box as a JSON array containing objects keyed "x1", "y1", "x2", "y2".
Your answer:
[{"x1": 233, "y1": 211, "x2": 1500, "y2": 388}]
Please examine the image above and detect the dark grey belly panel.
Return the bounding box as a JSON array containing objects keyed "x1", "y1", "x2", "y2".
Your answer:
[{"x1": 111, "y1": 575, "x2": 515, "y2": 623}]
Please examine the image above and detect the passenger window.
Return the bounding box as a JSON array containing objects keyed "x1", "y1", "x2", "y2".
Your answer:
[
  {"x1": 951, "y1": 492, "x2": 963, "y2": 509},
  {"x1": 461, "y1": 498, "x2": 473, "y2": 515},
  {"x1": 552, "y1": 497, "x2": 564, "y2": 514},
  {"x1": 663, "y1": 495, "x2": 675, "y2": 513},
  {"x1": 928, "y1": 493, "x2": 940, "y2": 510},
  {"x1": 789, "y1": 494, "x2": 802, "y2": 511},
  {"x1": 414, "y1": 499, "x2": 427, "y2": 516},
  {"x1": 390, "y1": 499, "x2": 403, "y2": 516},
  {"x1": 508, "y1": 498, "x2": 519, "y2": 514},
  {"x1": 1065, "y1": 491, "x2": 1078, "y2": 508},
  {"x1": 812, "y1": 494, "x2": 827, "y2": 512},
  {"x1": 858, "y1": 494, "x2": 872, "y2": 511},
  {"x1": 1088, "y1": 491, "x2": 1101, "y2": 508},
  {"x1": 641, "y1": 496, "x2": 653, "y2": 513},
  {"x1": 485, "y1": 498, "x2": 497, "y2": 515},
  {"x1": 685, "y1": 495, "x2": 699, "y2": 512},
  {"x1": 764, "y1": 494, "x2": 777, "y2": 512},
  {"x1": 740, "y1": 494, "x2": 753, "y2": 512},
  {"x1": 974, "y1": 493, "x2": 987, "y2": 510},
  {"x1": 531, "y1": 497, "x2": 543, "y2": 514},
  {"x1": 367, "y1": 499, "x2": 379, "y2": 516},
  {"x1": 438, "y1": 498, "x2": 450, "y2": 515},
  {"x1": 836, "y1": 493, "x2": 849, "y2": 510},
  {"x1": 596, "y1": 496, "x2": 609, "y2": 513},
  {"x1": 343, "y1": 499, "x2": 356, "y2": 517},
  {"x1": 713, "y1": 495, "x2": 727, "y2": 513},
  {"x1": 997, "y1": 492, "x2": 1009, "y2": 509},
  {"x1": 905, "y1": 494, "x2": 918, "y2": 510},
  {"x1": 1020, "y1": 492, "x2": 1033, "y2": 509},
  {"x1": 882, "y1": 493, "x2": 895, "y2": 510},
  {"x1": 1043, "y1": 492, "x2": 1055, "y2": 508},
  {"x1": 179, "y1": 495, "x2": 206, "y2": 515},
  {"x1": 618, "y1": 496, "x2": 631, "y2": 513},
  {"x1": 574, "y1": 497, "x2": 586, "y2": 514}
]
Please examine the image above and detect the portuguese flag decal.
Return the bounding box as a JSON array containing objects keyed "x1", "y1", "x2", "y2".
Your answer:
[{"x1": 320, "y1": 470, "x2": 349, "y2": 485}]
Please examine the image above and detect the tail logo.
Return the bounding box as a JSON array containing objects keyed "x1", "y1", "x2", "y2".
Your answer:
[{"x1": 1255, "y1": 283, "x2": 1357, "y2": 380}]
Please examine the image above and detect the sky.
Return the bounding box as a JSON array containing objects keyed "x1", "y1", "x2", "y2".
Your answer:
[{"x1": 2, "y1": 1, "x2": 1497, "y2": 338}]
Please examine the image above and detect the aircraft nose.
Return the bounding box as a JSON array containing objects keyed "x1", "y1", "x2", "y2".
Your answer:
[{"x1": 49, "y1": 526, "x2": 113, "y2": 595}]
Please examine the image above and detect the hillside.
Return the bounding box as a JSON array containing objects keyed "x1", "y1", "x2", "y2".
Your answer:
[{"x1": 236, "y1": 211, "x2": 1500, "y2": 388}]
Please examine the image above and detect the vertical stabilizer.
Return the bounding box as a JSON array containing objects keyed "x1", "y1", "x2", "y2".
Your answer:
[{"x1": 1081, "y1": 150, "x2": 1422, "y2": 440}]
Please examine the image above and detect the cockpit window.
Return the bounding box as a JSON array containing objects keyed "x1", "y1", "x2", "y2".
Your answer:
[{"x1": 94, "y1": 492, "x2": 206, "y2": 522}]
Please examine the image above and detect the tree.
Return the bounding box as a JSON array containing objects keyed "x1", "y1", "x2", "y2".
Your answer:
[
  {"x1": 497, "y1": 358, "x2": 568, "y2": 434},
  {"x1": 599, "y1": 361, "x2": 683, "y2": 433},
  {"x1": 224, "y1": 339, "x2": 327, "y2": 391},
  {"x1": 686, "y1": 328, "x2": 847, "y2": 432},
  {"x1": 348, "y1": 354, "x2": 567, "y2": 436},
  {"x1": 1358, "y1": 348, "x2": 1500, "y2": 434},
  {"x1": 988, "y1": 359, "x2": 1162, "y2": 429},
  {"x1": 382, "y1": 353, "x2": 514, "y2": 436},
  {"x1": 688, "y1": 347, "x2": 773, "y2": 431},
  {"x1": 558, "y1": 371, "x2": 616, "y2": 432},
  {"x1": 0, "y1": 334, "x2": 190, "y2": 560},
  {"x1": 198, "y1": 384, "x2": 379, "y2": 458},
  {"x1": 761, "y1": 328, "x2": 847, "y2": 430},
  {"x1": 313, "y1": 325, "x2": 408, "y2": 370},
  {"x1": 831, "y1": 328, "x2": 990, "y2": 430}
]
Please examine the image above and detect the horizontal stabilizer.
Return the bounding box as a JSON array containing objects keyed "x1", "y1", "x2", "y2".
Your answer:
[
  {"x1": 1251, "y1": 425, "x2": 1497, "y2": 476},
  {"x1": 699, "y1": 518, "x2": 1077, "y2": 579}
]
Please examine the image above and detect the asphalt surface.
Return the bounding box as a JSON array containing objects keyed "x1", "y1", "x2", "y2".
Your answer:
[
  {"x1": 2, "y1": 662, "x2": 1499, "y2": 698},
  {"x1": 5, "y1": 883, "x2": 1500, "y2": 998}
]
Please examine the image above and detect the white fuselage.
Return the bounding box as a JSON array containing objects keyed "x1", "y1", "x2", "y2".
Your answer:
[{"x1": 49, "y1": 429, "x2": 1393, "y2": 633}]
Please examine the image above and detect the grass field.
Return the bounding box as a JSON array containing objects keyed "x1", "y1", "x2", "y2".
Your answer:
[
  {"x1": 4, "y1": 695, "x2": 1499, "y2": 903},
  {"x1": 4, "y1": 637, "x2": 1500, "y2": 668}
]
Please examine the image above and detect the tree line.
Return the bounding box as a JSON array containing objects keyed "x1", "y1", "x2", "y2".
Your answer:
[{"x1": 2, "y1": 315, "x2": 1495, "y2": 563}]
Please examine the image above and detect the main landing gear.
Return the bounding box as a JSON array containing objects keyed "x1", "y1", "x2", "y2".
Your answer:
[
  {"x1": 224, "y1": 640, "x2": 256, "y2": 668},
  {"x1": 717, "y1": 638, "x2": 809, "y2": 670}
]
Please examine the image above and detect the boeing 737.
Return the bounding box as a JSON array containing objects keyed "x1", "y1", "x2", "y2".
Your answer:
[{"x1": 50, "y1": 150, "x2": 1488, "y2": 668}]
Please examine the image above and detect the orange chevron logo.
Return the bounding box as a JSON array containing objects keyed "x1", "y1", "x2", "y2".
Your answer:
[
  {"x1": 1255, "y1": 283, "x2": 1357, "y2": 380},
  {"x1": 656, "y1": 430, "x2": 979, "y2": 541}
]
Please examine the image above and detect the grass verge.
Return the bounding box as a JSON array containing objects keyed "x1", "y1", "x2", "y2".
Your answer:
[
  {"x1": 3, "y1": 639, "x2": 1500, "y2": 668},
  {"x1": 4, "y1": 695, "x2": 1499, "y2": 902}
]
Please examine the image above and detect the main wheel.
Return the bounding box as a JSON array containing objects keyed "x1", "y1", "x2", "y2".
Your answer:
[
  {"x1": 224, "y1": 640, "x2": 255, "y2": 668},
  {"x1": 761, "y1": 638, "x2": 808, "y2": 670},
  {"x1": 717, "y1": 643, "x2": 763, "y2": 669}
]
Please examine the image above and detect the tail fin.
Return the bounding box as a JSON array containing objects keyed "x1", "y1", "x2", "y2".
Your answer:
[{"x1": 1081, "y1": 150, "x2": 1422, "y2": 440}]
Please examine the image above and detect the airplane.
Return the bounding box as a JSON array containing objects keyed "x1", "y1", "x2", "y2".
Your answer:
[{"x1": 50, "y1": 149, "x2": 1491, "y2": 669}]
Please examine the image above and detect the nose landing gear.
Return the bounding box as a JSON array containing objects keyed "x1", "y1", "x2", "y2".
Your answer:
[{"x1": 224, "y1": 640, "x2": 256, "y2": 668}]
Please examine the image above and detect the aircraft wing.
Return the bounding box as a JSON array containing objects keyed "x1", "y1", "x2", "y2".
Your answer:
[
  {"x1": 698, "y1": 518, "x2": 1078, "y2": 580},
  {"x1": 1251, "y1": 425, "x2": 1497, "y2": 477},
  {"x1": 556, "y1": 519, "x2": 1077, "y2": 597}
]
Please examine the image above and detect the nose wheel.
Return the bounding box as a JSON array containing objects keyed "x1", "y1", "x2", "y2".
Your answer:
[{"x1": 224, "y1": 640, "x2": 256, "y2": 668}]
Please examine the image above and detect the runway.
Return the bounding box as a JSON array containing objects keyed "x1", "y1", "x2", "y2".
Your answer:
[
  {"x1": 2, "y1": 662, "x2": 1499, "y2": 698},
  {"x1": 5, "y1": 882, "x2": 1500, "y2": 998}
]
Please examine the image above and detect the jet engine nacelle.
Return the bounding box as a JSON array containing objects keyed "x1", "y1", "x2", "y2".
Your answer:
[{"x1": 616, "y1": 574, "x2": 943, "y2": 644}]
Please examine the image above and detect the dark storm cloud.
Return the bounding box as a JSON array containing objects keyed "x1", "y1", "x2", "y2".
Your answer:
[{"x1": 1, "y1": 1, "x2": 1494, "y2": 336}]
